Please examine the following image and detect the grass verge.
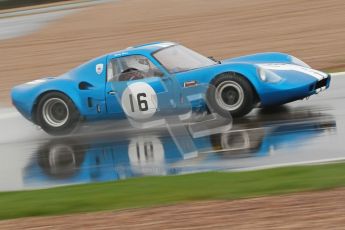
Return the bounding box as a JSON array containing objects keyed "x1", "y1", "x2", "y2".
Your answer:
[{"x1": 1, "y1": 162, "x2": 345, "y2": 220}]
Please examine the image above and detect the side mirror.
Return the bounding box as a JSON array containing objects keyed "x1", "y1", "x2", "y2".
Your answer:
[
  {"x1": 208, "y1": 56, "x2": 221, "y2": 63},
  {"x1": 208, "y1": 56, "x2": 216, "y2": 61}
]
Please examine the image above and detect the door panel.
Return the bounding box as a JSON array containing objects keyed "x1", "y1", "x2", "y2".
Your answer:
[{"x1": 105, "y1": 77, "x2": 168, "y2": 119}]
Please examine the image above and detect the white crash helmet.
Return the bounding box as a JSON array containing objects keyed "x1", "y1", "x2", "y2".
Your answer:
[{"x1": 125, "y1": 56, "x2": 150, "y2": 72}]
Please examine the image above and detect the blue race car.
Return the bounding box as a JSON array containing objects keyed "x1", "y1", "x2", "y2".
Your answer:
[{"x1": 11, "y1": 41, "x2": 331, "y2": 135}]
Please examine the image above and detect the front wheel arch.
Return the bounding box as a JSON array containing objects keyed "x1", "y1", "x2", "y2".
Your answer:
[
  {"x1": 206, "y1": 72, "x2": 259, "y2": 117},
  {"x1": 210, "y1": 71, "x2": 260, "y2": 104}
]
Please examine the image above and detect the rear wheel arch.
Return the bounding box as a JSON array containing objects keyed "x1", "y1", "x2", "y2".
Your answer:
[{"x1": 32, "y1": 90, "x2": 80, "y2": 125}]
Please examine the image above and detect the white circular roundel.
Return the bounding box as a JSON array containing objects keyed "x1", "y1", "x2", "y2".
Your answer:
[{"x1": 121, "y1": 82, "x2": 158, "y2": 120}]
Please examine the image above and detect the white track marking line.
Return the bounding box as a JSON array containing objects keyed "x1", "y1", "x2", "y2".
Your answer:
[
  {"x1": 0, "y1": 0, "x2": 116, "y2": 18},
  {"x1": 229, "y1": 157, "x2": 345, "y2": 172},
  {"x1": 0, "y1": 111, "x2": 19, "y2": 120}
]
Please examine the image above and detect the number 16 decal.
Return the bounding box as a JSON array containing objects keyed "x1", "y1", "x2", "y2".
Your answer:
[
  {"x1": 121, "y1": 82, "x2": 158, "y2": 120},
  {"x1": 129, "y1": 93, "x2": 149, "y2": 112}
]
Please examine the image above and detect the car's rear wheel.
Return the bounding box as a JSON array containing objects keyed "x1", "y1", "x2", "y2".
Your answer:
[
  {"x1": 36, "y1": 92, "x2": 80, "y2": 135},
  {"x1": 207, "y1": 73, "x2": 256, "y2": 118}
]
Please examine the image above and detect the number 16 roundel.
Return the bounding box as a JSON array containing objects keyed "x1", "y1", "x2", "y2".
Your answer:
[{"x1": 121, "y1": 82, "x2": 158, "y2": 120}]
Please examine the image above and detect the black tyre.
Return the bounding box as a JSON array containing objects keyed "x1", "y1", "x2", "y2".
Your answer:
[
  {"x1": 36, "y1": 92, "x2": 80, "y2": 135},
  {"x1": 206, "y1": 73, "x2": 256, "y2": 118}
]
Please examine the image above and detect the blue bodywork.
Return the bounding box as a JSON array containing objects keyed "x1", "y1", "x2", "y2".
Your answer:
[{"x1": 11, "y1": 41, "x2": 331, "y2": 123}]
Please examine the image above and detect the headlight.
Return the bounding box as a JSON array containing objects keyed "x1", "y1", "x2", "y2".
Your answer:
[
  {"x1": 259, "y1": 67, "x2": 282, "y2": 83},
  {"x1": 26, "y1": 79, "x2": 47, "y2": 85}
]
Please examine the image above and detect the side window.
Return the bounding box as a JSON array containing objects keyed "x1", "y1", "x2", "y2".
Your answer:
[{"x1": 107, "y1": 55, "x2": 164, "y2": 82}]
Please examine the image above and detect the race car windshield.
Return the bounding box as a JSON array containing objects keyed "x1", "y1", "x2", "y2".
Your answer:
[{"x1": 153, "y1": 45, "x2": 216, "y2": 73}]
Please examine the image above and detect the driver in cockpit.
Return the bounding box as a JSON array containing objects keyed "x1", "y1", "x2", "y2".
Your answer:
[{"x1": 118, "y1": 56, "x2": 153, "y2": 81}]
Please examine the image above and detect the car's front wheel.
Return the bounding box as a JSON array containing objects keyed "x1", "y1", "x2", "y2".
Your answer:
[
  {"x1": 206, "y1": 73, "x2": 256, "y2": 118},
  {"x1": 36, "y1": 92, "x2": 80, "y2": 135}
]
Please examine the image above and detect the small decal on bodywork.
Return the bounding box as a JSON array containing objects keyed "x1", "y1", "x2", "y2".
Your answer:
[
  {"x1": 113, "y1": 52, "x2": 129, "y2": 57},
  {"x1": 96, "y1": 64, "x2": 104, "y2": 75}
]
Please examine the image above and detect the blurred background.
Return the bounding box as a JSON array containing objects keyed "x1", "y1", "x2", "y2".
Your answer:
[
  {"x1": 1, "y1": 0, "x2": 345, "y2": 105},
  {"x1": 0, "y1": 0, "x2": 72, "y2": 10}
]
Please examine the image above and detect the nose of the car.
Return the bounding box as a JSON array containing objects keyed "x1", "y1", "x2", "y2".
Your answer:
[{"x1": 278, "y1": 70, "x2": 320, "y2": 85}]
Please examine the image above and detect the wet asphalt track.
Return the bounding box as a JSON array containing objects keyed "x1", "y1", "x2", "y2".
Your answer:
[
  {"x1": 0, "y1": 74, "x2": 344, "y2": 191},
  {"x1": 0, "y1": 10, "x2": 74, "y2": 40},
  {"x1": 0, "y1": 0, "x2": 116, "y2": 40}
]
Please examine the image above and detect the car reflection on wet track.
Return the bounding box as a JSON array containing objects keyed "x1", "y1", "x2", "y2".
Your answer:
[{"x1": 23, "y1": 109, "x2": 336, "y2": 188}]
